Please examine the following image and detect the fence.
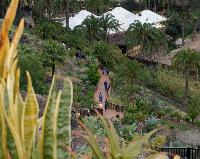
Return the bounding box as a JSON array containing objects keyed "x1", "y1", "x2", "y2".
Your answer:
[
  {"x1": 160, "y1": 146, "x2": 200, "y2": 159},
  {"x1": 108, "y1": 103, "x2": 124, "y2": 112}
]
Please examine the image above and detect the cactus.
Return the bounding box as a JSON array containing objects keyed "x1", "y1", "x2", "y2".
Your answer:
[{"x1": 0, "y1": 0, "x2": 73, "y2": 158}]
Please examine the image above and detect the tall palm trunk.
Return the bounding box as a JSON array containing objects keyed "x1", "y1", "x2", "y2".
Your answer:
[
  {"x1": 153, "y1": 0, "x2": 157, "y2": 12},
  {"x1": 182, "y1": 19, "x2": 185, "y2": 46},
  {"x1": 148, "y1": 0, "x2": 151, "y2": 9},
  {"x1": 184, "y1": 68, "x2": 189, "y2": 99},
  {"x1": 64, "y1": 0, "x2": 70, "y2": 28}
]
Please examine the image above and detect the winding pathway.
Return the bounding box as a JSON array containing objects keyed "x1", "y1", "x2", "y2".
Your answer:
[{"x1": 94, "y1": 70, "x2": 123, "y2": 119}]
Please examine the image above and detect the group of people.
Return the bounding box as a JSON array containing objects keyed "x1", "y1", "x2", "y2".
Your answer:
[
  {"x1": 101, "y1": 66, "x2": 109, "y2": 75},
  {"x1": 98, "y1": 67, "x2": 111, "y2": 111}
]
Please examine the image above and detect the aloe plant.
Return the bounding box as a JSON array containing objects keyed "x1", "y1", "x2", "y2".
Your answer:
[{"x1": 0, "y1": 0, "x2": 73, "y2": 158}]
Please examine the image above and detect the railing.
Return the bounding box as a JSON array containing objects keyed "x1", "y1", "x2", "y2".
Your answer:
[
  {"x1": 160, "y1": 146, "x2": 200, "y2": 159},
  {"x1": 108, "y1": 103, "x2": 124, "y2": 112}
]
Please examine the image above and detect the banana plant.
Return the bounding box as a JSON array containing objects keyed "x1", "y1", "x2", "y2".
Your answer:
[{"x1": 0, "y1": 0, "x2": 73, "y2": 158}]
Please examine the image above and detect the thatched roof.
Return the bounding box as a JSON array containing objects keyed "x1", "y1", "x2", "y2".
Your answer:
[{"x1": 132, "y1": 49, "x2": 181, "y2": 66}]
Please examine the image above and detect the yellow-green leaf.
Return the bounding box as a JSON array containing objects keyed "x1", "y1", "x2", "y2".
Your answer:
[{"x1": 22, "y1": 72, "x2": 39, "y2": 158}]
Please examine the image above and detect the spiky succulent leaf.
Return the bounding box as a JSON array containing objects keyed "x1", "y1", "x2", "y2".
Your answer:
[
  {"x1": 41, "y1": 77, "x2": 57, "y2": 159},
  {"x1": 56, "y1": 78, "x2": 73, "y2": 159},
  {"x1": 22, "y1": 72, "x2": 39, "y2": 158},
  {"x1": 98, "y1": 112, "x2": 121, "y2": 156}
]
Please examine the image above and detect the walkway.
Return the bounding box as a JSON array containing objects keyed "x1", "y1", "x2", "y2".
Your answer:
[{"x1": 94, "y1": 69, "x2": 123, "y2": 119}]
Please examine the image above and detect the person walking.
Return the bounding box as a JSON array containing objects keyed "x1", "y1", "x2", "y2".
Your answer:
[
  {"x1": 99, "y1": 92, "x2": 103, "y2": 103},
  {"x1": 105, "y1": 99, "x2": 109, "y2": 111},
  {"x1": 106, "y1": 67, "x2": 109, "y2": 75},
  {"x1": 106, "y1": 83, "x2": 110, "y2": 94},
  {"x1": 104, "y1": 80, "x2": 108, "y2": 91}
]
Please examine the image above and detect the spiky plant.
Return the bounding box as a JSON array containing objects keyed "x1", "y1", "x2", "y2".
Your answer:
[
  {"x1": 77, "y1": 112, "x2": 181, "y2": 159},
  {"x1": 0, "y1": 0, "x2": 73, "y2": 158}
]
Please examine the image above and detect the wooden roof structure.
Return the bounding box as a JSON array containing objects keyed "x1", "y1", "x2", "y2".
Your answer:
[{"x1": 108, "y1": 32, "x2": 126, "y2": 46}]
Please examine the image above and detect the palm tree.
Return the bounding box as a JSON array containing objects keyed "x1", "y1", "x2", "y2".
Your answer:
[
  {"x1": 85, "y1": 0, "x2": 104, "y2": 14},
  {"x1": 126, "y1": 21, "x2": 168, "y2": 59},
  {"x1": 99, "y1": 13, "x2": 120, "y2": 42},
  {"x1": 116, "y1": 59, "x2": 141, "y2": 83},
  {"x1": 92, "y1": 40, "x2": 122, "y2": 69},
  {"x1": 53, "y1": 0, "x2": 70, "y2": 27},
  {"x1": 172, "y1": 48, "x2": 200, "y2": 99},
  {"x1": 80, "y1": 15, "x2": 102, "y2": 40}
]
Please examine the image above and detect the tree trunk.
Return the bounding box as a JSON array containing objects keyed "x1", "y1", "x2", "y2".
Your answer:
[
  {"x1": 148, "y1": 0, "x2": 151, "y2": 9},
  {"x1": 182, "y1": 21, "x2": 185, "y2": 46},
  {"x1": 192, "y1": 20, "x2": 198, "y2": 41},
  {"x1": 64, "y1": 0, "x2": 70, "y2": 28},
  {"x1": 106, "y1": 30, "x2": 108, "y2": 43},
  {"x1": 185, "y1": 68, "x2": 189, "y2": 99},
  {"x1": 153, "y1": 0, "x2": 157, "y2": 12}
]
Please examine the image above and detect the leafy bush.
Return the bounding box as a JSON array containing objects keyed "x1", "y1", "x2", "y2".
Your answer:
[
  {"x1": 34, "y1": 19, "x2": 67, "y2": 41},
  {"x1": 113, "y1": 120, "x2": 137, "y2": 141},
  {"x1": 150, "y1": 135, "x2": 167, "y2": 150},
  {"x1": 123, "y1": 98, "x2": 152, "y2": 124},
  {"x1": 166, "y1": 11, "x2": 193, "y2": 39},
  {"x1": 86, "y1": 63, "x2": 100, "y2": 85},
  {"x1": 18, "y1": 45, "x2": 48, "y2": 94},
  {"x1": 42, "y1": 40, "x2": 67, "y2": 76},
  {"x1": 187, "y1": 94, "x2": 200, "y2": 122},
  {"x1": 74, "y1": 84, "x2": 96, "y2": 109},
  {"x1": 144, "y1": 116, "x2": 160, "y2": 132},
  {"x1": 170, "y1": 111, "x2": 182, "y2": 121},
  {"x1": 91, "y1": 41, "x2": 123, "y2": 69},
  {"x1": 82, "y1": 116, "x2": 106, "y2": 137}
]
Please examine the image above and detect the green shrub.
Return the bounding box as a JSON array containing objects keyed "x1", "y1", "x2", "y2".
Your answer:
[
  {"x1": 170, "y1": 111, "x2": 182, "y2": 121},
  {"x1": 82, "y1": 116, "x2": 106, "y2": 137},
  {"x1": 166, "y1": 11, "x2": 182, "y2": 39},
  {"x1": 113, "y1": 120, "x2": 137, "y2": 141},
  {"x1": 187, "y1": 94, "x2": 200, "y2": 123},
  {"x1": 150, "y1": 135, "x2": 167, "y2": 151},
  {"x1": 34, "y1": 19, "x2": 67, "y2": 41},
  {"x1": 86, "y1": 64, "x2": 100, "y2": 85},
  {"x1": 144, "y1": 116, "x2": 160, "y2": 132},
  {"x1": 18, "y1": 45, "x2": 48, "y2": 94},
  {"x1": 42, "y1": 40, "x2": 67, "y2": 77}
]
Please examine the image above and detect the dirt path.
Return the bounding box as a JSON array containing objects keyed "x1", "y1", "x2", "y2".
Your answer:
[
  {"x1": 94, "y1": 69, "x2": 123, "y2": 119},
  {"x1": 185, "y1": 34, "x2": 200, "y2": 51}
]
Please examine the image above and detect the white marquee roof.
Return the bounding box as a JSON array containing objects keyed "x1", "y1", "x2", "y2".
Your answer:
[
  {"x1": 60, "y1": 7, "x2": 167, "y2": 32},
  {"x1": 137, "y1": 10, "x2": 167, "y2": 24},
  {"x1": 103, "y1": 7, "x2": 140, "y2": 33},
  {"x1": 62, "y1": 10, "x2": 98, "y2": 29}
]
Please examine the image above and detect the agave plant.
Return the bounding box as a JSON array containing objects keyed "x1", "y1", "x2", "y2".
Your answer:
[{"x1": 0, "y1": 0, "x2": 73, "y2": 158}]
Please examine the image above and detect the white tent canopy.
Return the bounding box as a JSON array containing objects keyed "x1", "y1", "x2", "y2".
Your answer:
[
  {"x1": 61, "y1": 10, "x2": 98, "y2": 29},
  {"x1": 60, "y1": 7, "x2": 167, "y2": 32},
  {"x1": 102, "y1": 7, "x2": 140, "y2": 34},
  {"x1": 137, "y1": 10, "x2": 167, "y2": 24}
]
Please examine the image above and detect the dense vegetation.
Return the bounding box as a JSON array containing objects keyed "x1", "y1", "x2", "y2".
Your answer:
[{"x1": 1, "y1": 0, "x2": 200, "y2": 158}]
